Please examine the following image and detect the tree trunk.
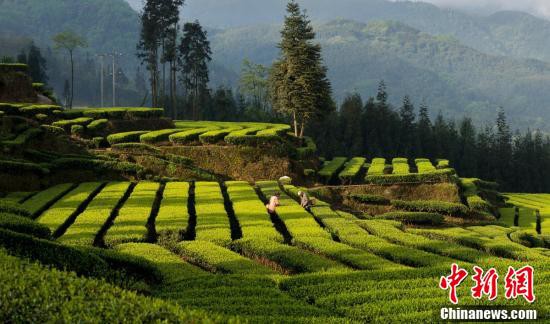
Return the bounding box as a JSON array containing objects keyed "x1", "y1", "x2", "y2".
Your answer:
[
  {"x1": 299, "y1": 120, "x2": 305, "y2": 139},
  {"x1": 293, "y1": 111, "x2": 298, "y2": 137},
  {"x1": 69, "y1": 50, "x2": 74, "y2": 109}
]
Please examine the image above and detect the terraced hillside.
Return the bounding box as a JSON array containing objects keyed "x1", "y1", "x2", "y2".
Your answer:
[{"x1": 1, "y1": 180, "x2": 548, "y2": 322}]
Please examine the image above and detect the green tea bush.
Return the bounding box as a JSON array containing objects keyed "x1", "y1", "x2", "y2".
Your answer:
[
  {"x1": 41, "y1": 124, "x2": 65, "y2": 135},
  {"x1": 140, "y1": 129, "x2": 181, "y2": 144},
  {"x1": 338, "y1": 157, "x2": 366, "y2": 183},
  {"x1": 0, "y1": 103, "x2": 26, "y2": 115},
  {"x1": 52, "y1": 117, "x2": 93, "y2": 129},
  {"x1": 0, "y1": 213, "x2": 51, "y2": 238},
  {"x1": 0, "y1": 159, "x2": 48, "y2": 175},
  {"x1": 0, "y1": 248, "x2": 217, "y2": 322},
  {"x1": 50, "y1": 158, "x2": 143, "y2": 174},
  {"x1": 107, "y1": 131, "x2": 149, "y2": 145},
  {"x1": 351, "y1": 194, "x2": 390, "y2": 205},
  {"x1": 296, "y1": 136, "x2": 317, "y2": 160},
  {"x1": 365, "y1": 169, "x2": 455, "y2": 184},
  {"x1": 37, "y1": 182, "x2": 104, "y2": 234},
  {"x1": 19, "y1": 105, "x2": 61, "y2": 116},
  {"x1": 224, "y1": 126, "x2": 281, "y2": 146},
  {"x1": 375, "y1": 212, "x2": 444, "y2": 225},
  {"x1": 318, "y1": 157, "x2": 347, "y2": 183},
  {"x1": 155, "y1": 182, "x2": 190, "y2": 243},
  {"x1": 22, "y1": 183, "x2": 74, "y2": 218},
  {"x1": 176, "y1": 240, "x2": 276, "y2": 275},
  {"x1": 82, "y1": 108, "x2": 164, "y2": 119},
  {"x1": 436, "y1": 159, "x2": 450, "y2": 169},
  {"x1": 199, "y1": 127, "x2": 242, "y2": 144},
  {"x1": 104, "y1": 182, "x2": 159, "y2": 247},
  {"x1": 392, "y1": 158, "x2": 410, "y2": 175},
  {"x1": 2, "y1": 127, "x2": 43, "y2": 146},
  {"x1": 367, "y1": 158, "x2": 386, "y2": 176},
  {"x1": 194, "y1": 182, "x2": 231, "y2": 245},
  {"x1": 169, "y1": 127, "x2": 216, "y2": 144},
  {"x1": 256, "y1": 124, "x2": 291, "y2": 136},
  {"x1": 415, "y1": 159, "x2": 436, "y2": 173},
  {"x1": 86, "y1": 118, "x2": 108, "y2": 132},
  {"x1": 71, "y1": 124, "x2": 85, "y2": 136},
  {"x1": 391, "y1": 199, "x2": 468, "y2": 216},
  {"x1": 34, "y1": 113, "x2": 48, "y2": 121}
]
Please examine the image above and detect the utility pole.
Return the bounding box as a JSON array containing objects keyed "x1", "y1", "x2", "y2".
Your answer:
[
  {"x1": 95, "y1": 54, "x2": 107, "y2": 107},
  {"x1": 108, "y1": 52, "x2": 123, "y2": 107}
]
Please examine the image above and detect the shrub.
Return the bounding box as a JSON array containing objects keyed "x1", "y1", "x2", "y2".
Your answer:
[
  {"x1": 467, "y1": 195, "x2": 492, "y2": 213},
  {"x1": 111, "y1": 142, "x2": 161, "y2": 154},
  {"x1": 0, "y1": 159, "x2": 49, "y2": 175},
  {"x1": 436, "y1": 159, "x2": 450, "y2": 169},
  {"x1": 392, "y1": 158, "x2": 410, "y2": 175},
  {"x1": 87, "y1": 118, "x2": 108, "y2": 132},
  {"x1": 224, "y1": 134, "x2": 280, "y2": 146},
  {"x1": 193, "y1": 182, "x2": 231, "y2": 245},
  {"x1": 0, "y1": 249, "x2": 217, "y2": 322},
  {"x1": 21, "y1": 183, "x2": 74, "y2": 218},
  {"x1": 92, "y1": 137, "x2": 107, "y2": 148},
  {"x1": 71, "y1": 124, "x2": 85, "y2": 136},
  {"x1": 256, "y1": 124, "x2": 291, "y2": 136},
  {"x1": 375, "y1": 212, "x2": 444, "y2": 225},
  {"x1": 199, "y1": 127, "x2": 242, "y2": 144},
  {"x1": 41, "y1": 125, "x2": 65, "y2": 135},
  {"x1": 0, "y1": 213, "x2": 51, "y2": 238},
  {"x1": 0, "y1": 63, "x2": 28, "y2": 73},
  {"x1": 140, "y1": 129, "x2": 182, "y2": 144},
  {"x1": 351, "y1": 194, "x2": 390, "y2": 205},
  {"x1": 35, "y1": 113, "x2": 48, "y2": 121},
  {"x1": 415, "y1": 159, "x2": 436, "y2": 173},
  {"x1": 155, "y1": 182, "x2": 190, "y2": 243},
  {"x1": 53, "y1": 109, "x2": 85, "y2": 119},
  {"x1": 0, "y1": 103, "x2": 26, "y2": 115},
  {"x1": 50, "y1": 158, "x2": 143, "y2": 175},
  {"x1": 18, "y1": 105, "x2": 61, "y2": 116},
  {"x1": 169, "y1": 128, "x2": 215, "y2": 144},
  {"x1": 391, "y1": 199, "x2": 469, "y2": 216},
  {"x1": 304, "y1": 169, "x2": 316, "y2": 177},
  {"x1": 318, "y1": 157, "x2": 347, "y2": 183},
  {"x1": 52, "y1": 117, "x2": 93, "y2": 129},
  {"x1": 107, "y1": 131, "x2": 149, "y2": 145},
  {"x1": 367, "y1": 158, "x2": 386, "y2": 176},
  {"x1": 296, "y1": 136, "x2": 317, "y2": 160},
  {"x1": 82, "y1": 108, "x2": 164, "y2": 120},
  {"x1": 339, "y1": 157, "x2": 366, "y2": 183},
  {"x1": 2, "y1": 127, "x2": 43, "y2": 146},
  {"x1": 365, "y1": 169, "x2": 455, "y2": 184}
]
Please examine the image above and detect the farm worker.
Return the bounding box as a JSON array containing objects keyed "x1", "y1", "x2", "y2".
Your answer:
[
  {"x1": 298, "y1": 191, "x2": 313, "y2": 212},
  {"x1": 266, "y1": 192, "x2": 281, "y2": 215}
]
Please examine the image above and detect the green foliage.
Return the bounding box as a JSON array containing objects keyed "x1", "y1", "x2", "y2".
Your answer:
[
  {"x1": 37, "y1": 182, "x2": 104, "y2": 234},
  {"x1": 107, "y1": 131, "x2": 149, "y2": 145},
  {"x1": 86, "y1": 118, "x2": 108, "y2": 132},
  {"x1": 367, "y1": 158, "x2": 386, "y2": 176},
  {"x1": 436, "y1": 159, "x2": 450, "y2": 169},
  {"x1": 59, "y1": 182, "x2": 131, "y2": 246},
  {"x1": 2, "y1": 127, "x2": 43, "y2": 147},
  {"x1": 415, "y1": 159, "x2": 436, "y2": 173},
  {"x1": 338, "y1": 157, "x2": 366, "y2": 183},
  {"x1": 318, "y1": 157, "x2": 347, "y2": 183},
  {"x1": 0, "y1": 248, "x2": 217, "y2": 322},
  {"x1": 0, "y1": 200, "x2": 31, "y2": 217},
  {"x1": 169, "y1": 127, "x2": 215, "y2": 144},
  {"x1": 351, "y1": 194, "x2": 390, "y2": 205},
  {"x1": 194, "y1": 182, "x2": 231, "y2": 245},
  {"x1": 18, "y1": 105, "x2": 61, "y2": 116},
  {"x1": 391, "y1": 158, "x2": 410, "y2": 175},
  {"x1": 176, "y1": 240, "x2": 276, "y2": 275},
  {"x1": 21, "y1": 183, "x2": 74, "y2": 218},
  {"x1": 155, "y1": 182, "x2": 190, "y2": 244},
  {"x1": 104, "y1": 182, "x2": 159, "y2": 247},
  {"x1": 375, "y1": 212, "x2": 444, "y2": 225},
  {"x1": 140, "y1": 129, "x2": 182, "y2": 144},
  {"x1": 296, "y1": 136, "x2": 317, "y2": 160},
  {"x1": 199, "y1": 127, "x2": 242, "y2": 144},
  {"x1": 0, "y1": 63, "x2": 28, "y2": 73},
  {"x1": 50, "y1": 158, "x2": 143, "y2": 175},
  {"x1": 52, "y1": 117, "x2": 93, "y2": 129},
  {"x1": 40, "y1": 124, "x2": 65, "y2": 135},
  {"x1": 0, "y1": 213, "x2": 51, "y2": 238},
  {"x1": 225, "y1": 181, "x2": 282, "y2": 242},
  {"x1": 391, "y1": 199, "x2": 469, "y2": 217},
  {"x1": 365, "y1": 169, "x2": 455, "y2": 185},
  {"x1": 111, "y1": 142, "x2": 161, "y2": 154},
  {"x1": 70, "y1": 124, "x2": 84, "y2": 136}
]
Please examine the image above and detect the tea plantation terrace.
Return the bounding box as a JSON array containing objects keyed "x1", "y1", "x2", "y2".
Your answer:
[{"x1": 1, "y1": 180, "x2": 548, "y2": 321}]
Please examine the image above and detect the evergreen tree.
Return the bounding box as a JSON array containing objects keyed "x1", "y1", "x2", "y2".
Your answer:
[
  {"x1": 269, "y1": 1, "x2": 333, "y2": 138},
  {"x1": 416, "y1": 101, "x2": 434, "y2": 158},
  {"x1": 137, "y1": 0, "x2": 162, "y2": 108},
  {"x1": 239, "y1": 59, "x2": 270, "y2": 113},
  {"x1": 27, "y1": 43, "x2": 48, "y2": 83},
  {"x1": 398, "y1": 95, "x2": 416, "y2": 157},
  {"x1": 340, "y1": 94, "x2": 364, "y2": 157},
  {"x1": 178, "y1": 20, "x2": 212, "y2": 120},
  {"x1": 457, "y1": 118, "x2": 477, "y2": 176}
]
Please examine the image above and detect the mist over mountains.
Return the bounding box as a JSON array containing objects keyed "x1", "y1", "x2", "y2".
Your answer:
[{"x1": 2, "y1": 0, "x2": 550, "y2": 129}]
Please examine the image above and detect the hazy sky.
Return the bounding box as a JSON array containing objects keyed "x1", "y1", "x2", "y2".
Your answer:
[{"x1": 411, "y1": 0, "x2": 550, "y2": 18}]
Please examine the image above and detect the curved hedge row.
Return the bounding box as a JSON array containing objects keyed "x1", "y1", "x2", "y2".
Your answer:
[
  {"x1": 351, "y1": 194, "x2": 390, "y2": 205},
  {"x1": 391, "y1": 199, "x2": 469, "y2": 216},
  {"x1": 367, "y1": 158, "x2": 386, "y2": 176},
  {"x1": 318, "y1": 157, "x2": 347, "y2": 183},
  {"x1": 339, "y1": 157, "x2": 366, "y2": 183},
  {"x1": 374, "y1": 212, "x2": 444, "y2": 225},
  {"x1": 140, "y1": 129, "x2": 182, "y2": 144},
  {"x1": 0, "y1": 213, "x2": 51, "y2": 238},
  {"x1": 365, "y1": 169, "x2": 455, "y2": 185},
  {"x1": 169, "y1": 127, "x2": 217, "y2": 144},
  {"x1": 107, "y1": 131, "x2": 149, "y2": 145}
]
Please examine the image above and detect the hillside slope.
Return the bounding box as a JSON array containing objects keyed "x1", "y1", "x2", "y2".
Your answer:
[{"x1": 210, "y1": 20, "x2": 550, "y2": 128}]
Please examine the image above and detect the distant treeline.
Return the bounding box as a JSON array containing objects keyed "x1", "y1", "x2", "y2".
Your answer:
[{"x1": 307, "y1": 82, "x2": 550, "y2": 193}]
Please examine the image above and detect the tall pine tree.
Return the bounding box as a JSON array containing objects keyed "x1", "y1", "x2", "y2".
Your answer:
[{"x1": 269, "y1": 1, "x2": 332, "y2": 138}]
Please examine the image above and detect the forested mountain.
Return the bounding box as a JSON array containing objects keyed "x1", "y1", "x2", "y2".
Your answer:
[
  {"x1": 127, "y1": 0, "x2": 550, "y2": 63},
  {"x1": 209, "y1": 20, "x2": 550, "y2": 129}
]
